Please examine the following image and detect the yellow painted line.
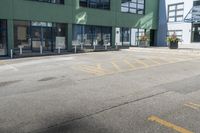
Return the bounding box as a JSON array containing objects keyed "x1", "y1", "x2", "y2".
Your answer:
[
  {"x1": 80, "y1": 69, "x2": 104, "y2": 76},
  {"x1": 97, "y1": 64, "x2": 105, "y2": 71},
  {"x1": 123, "y1": 59, "x2": 135, "y2": 69},
  {"x1": 111, "y1": 61, "x2": 121, "y2": 71},
  {"x1": 134, "y1": 59, "x2": 149, "y2": 68},
  {"x1": 188, "y1": 102, "x2": 200, "y2": 107},
  {"x1": 80, "y1": 65, "x2": 107, "y2": 75},
  {"x1": 148, "y1": 115, "x2": 193, "y2": 133},
  {"x1": 149, "y1": 58, "x2": 161, "y2": 65},
  {"x1": 81, "y1": 68, "x2": 105, "y2": 76},
  {"x1": 184, "y1": 104, "x2": 199, "y2": 110},
  {"x1": 0, "y1": 61, "x2": 5, "y2": 65}
]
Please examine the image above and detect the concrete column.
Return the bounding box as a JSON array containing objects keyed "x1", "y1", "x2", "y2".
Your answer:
[
  {"x1": 67, "y1": 23, "x2": 73, "y2": 51},
  {"x1": 112, "y1": 26, "x2": 116, "y2": 48},
  {"x1": 7, "y1": 19, "x2": 14, "y2": 57}
]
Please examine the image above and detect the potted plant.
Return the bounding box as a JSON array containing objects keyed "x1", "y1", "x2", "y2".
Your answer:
[
  {"x1": 166, "y1": 34, "x2": 180, "y2": 49},
  {"x1": 139, "y1": 34, "x2": 149, "y2": 47}
]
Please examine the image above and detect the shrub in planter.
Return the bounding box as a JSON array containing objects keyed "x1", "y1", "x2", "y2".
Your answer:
[
  {"x1": 166, "y1": 34, "x2": 181, "y2": 49},
  {"x1": 139, "y1": 34, "x2": 149, "y2": 47}
]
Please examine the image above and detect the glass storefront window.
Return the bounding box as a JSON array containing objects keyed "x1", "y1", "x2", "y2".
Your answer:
[
  {"x1": 14, "y1": 20, "x2": 67, "y2": 54},
  {"x1": 80, "y1": 0, "x2": 110, "y2": 10},
  {"x1": 30, "y1": 0, "x2": 64, "y2": 4},
  {"x1": 102, "y1": 27, "x2": 111, "y2": 46},
  {"x1": 84, "y1": 26, "x2": 93, "y2": 46},
  {"x1": 55, "y1": 23, "x2": 67, "y2": 50},
  {"x1": 94, "y1": 26, "x2": 102, "y2": 45},
  {"x1": 14, "y1": 21, "x2": 31, "y2": 50},
  {"x1": 116, "y1": 27, "x2": 145, "y2": 47},
  {"x1": 73, "y1": 24, "x2": 112, "y2": 47},
  {"x1": 136, "y1": 28, "x2": 145, "y2": 45},
  {"x1": 121, "y1": 0, "x2": 145, "y2": 14},
  {"x1": 0, "y1": 20, "x2": 7, "y2": 56}
]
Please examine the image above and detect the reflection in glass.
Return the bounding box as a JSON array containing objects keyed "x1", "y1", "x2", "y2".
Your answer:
[
  {"x1": 192, "y1": 24, "x2": 200, "y2": 42},
  {"x1": 121, "y1": 0, "x2": 145, "y2": 14},
  {"x1": 73, "y1": 25, "x2": 112, "y2": 47},
  {"x1": 117, "y1": 27, "x2": 145, "y2": 46},
  {"x1": 14, "y1": 20, "x2": 67, "y2": 53},
  {"x1": 121, "y1": 28, "x2": 131, "y2": 46},
  {"x1": 0, "y1": 20, "x2": 7, "y2": 55},
  {"x1": 14, "y1": 21, "x2": 31, "y2": 50}
]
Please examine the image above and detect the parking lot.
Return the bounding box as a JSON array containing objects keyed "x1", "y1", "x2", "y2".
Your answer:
[{"x1": 1, "y1": 48, "x2": 200, "y2": 133}]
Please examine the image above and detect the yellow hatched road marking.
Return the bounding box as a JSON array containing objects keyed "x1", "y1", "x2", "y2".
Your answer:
[
  {"x1": 123, "y1": 59, "x2": 135, "y2": 69},
  {"x1": 149, "y1": 58, "x2": 161, "y2": 65},
  {"x1": 148, "y1": 115, "x2": 193, "y2": 133},
  {"x1": 184, "y1": 104, "x2": 199, "y2": 110},
  {"x1": 80, "y1": 64, "x2": 107, "y2": 76},
  {"x1": 184, "y1": 102, "x2": 200, "y2": 110},
  {"x1": 134, "y1": 59, "x2": 149, "y2": 68},
  {"x1": 0, "y1": 61, "x2": 5, "y2": 65},
  {"x1": 188, "y1": 102, "x2": 200, "y2": 107},
  {"x1": 111, "y1": 61, "x2": 121, "y2": 71}
]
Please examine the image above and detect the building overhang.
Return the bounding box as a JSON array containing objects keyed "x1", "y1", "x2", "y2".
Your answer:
[{"x1": 184, "y1": 6, "x2": 200, "y2": 23}]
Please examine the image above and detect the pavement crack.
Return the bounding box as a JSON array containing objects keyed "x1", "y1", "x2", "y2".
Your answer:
[{"x1": 33, "y1": 90, "x2": 169, "y2": 133}]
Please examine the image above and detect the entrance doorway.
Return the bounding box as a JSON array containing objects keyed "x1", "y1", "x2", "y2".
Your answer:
[
  {"x1": 31, "y1": 22, "x2": 54, "y2": 53},
  {"x1": 192, "y1": 24, "x2": 200, "y2": 42},
  {"x1": 31, "y1": 26, "x2": 53, "y2": 52}
]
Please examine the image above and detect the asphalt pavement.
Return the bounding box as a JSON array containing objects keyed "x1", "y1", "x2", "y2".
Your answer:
[{"x1": 0, "y1": 48, "x2": 200, "y2": 133}]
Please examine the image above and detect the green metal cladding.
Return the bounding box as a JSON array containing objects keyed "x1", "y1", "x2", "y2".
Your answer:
[{"x1": 0, "y1": 0, "x2": 159, "y2": 55}]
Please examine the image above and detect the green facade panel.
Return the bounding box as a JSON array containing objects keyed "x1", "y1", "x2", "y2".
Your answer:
[
  {"x1": 0, "y1": 0, "x2": 158, "y2": 57},
  {"x1": 0, "y1": 0, "x2": 158, "y2": 28}
]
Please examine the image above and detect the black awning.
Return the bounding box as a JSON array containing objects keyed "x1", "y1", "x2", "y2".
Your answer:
[{"x1": 184, "y1": 6, "x2": 200, "y2": 23}]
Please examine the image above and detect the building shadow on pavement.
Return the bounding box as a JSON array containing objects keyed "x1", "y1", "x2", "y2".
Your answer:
[{"x1": 36, "y1": 113, "x2": 118, "y2": 133}]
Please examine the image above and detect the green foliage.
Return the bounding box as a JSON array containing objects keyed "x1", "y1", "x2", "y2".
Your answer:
[
  {"x1": 139, "y1": 34, "x2": 149, "y2": 42},
  {"x1": 166, "y1": 34, "x2": 181, "y2": 43}
]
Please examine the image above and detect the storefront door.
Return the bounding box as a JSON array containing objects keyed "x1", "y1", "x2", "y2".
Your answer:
[
  {"x1": 192, "y1": 24, "x2": 200, "y2": 42},
  {"x1": 31, "y1": 26, "x2": 53, "y2": 53}
]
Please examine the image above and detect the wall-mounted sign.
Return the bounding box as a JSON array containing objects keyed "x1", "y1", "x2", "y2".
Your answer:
[{"x1": 56, "y1": 37, "x2": 65, "y2": 49}]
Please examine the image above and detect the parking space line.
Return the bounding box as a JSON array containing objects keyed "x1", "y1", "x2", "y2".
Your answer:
[
  {"x1": 148, "y1": 115, "x2": 193, "y2": 133},
  {"x1": 111, "y1": 61, "x2": 121, "y2": 71}
]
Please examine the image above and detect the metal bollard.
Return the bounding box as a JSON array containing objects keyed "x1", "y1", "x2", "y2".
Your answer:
[
  {"x1": 40, "y1": 45, "x2": 43, "y2": 54},
  {"x1": 115, "y1": 43, "x2": 118, "y2": 50},
  {"x1": 19, "y1": 47, "x2": 23, "y2": 55},
  {"x1": 10, "y1": 49, "x2": 13, "y2": 59},
  {"x1": 74, "y1": 45, "x2": 77, "y2": 53},
  {"x1": 81, "y1": 43, "x2": 84, "y2": 50},
  {"x1": 58, "y1": 47, "x2": 61, "y2": 54},
  {"x1": 105, "y1": 44, "x2": 107, "y2": 50}
]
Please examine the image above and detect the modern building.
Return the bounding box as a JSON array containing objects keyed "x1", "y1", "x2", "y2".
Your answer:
[
  {"x1": 0, "y1": 0, "x2": 158, "y2": 57},
  {"x1": 157, "y1": 0, "x2": 200, "y2": 48}
]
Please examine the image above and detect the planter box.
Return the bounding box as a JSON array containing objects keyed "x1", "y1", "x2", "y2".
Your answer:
[
  {"x1": 169, "y1": 42, "x2": 178, "y2": 49},
  {"x1": 139, "y1": 41, "x2": 149, "y2": 47}
]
